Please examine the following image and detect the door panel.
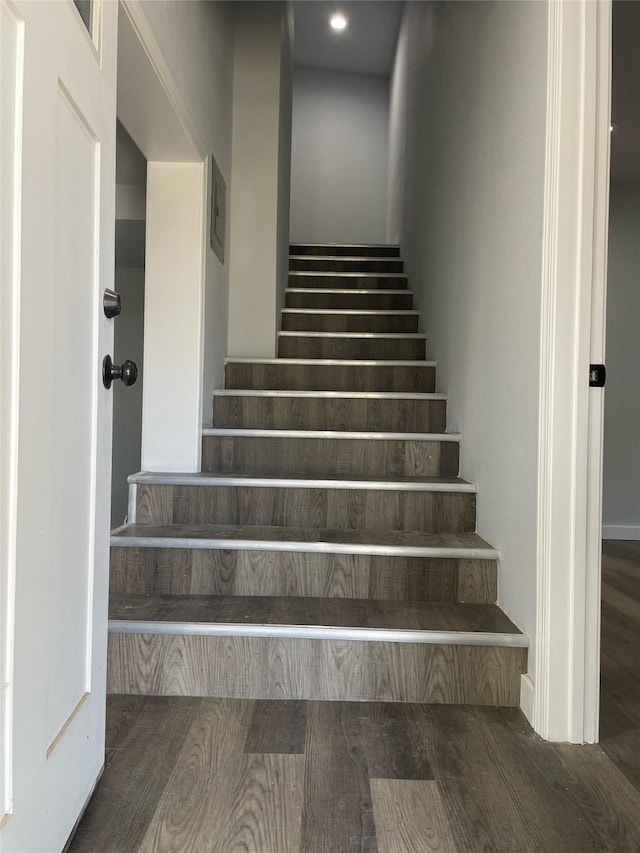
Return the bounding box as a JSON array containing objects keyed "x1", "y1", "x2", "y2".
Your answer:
[
  {"x1": 48, "y1": 85, "x2": 98, "y2": 749},
  {"x1": 0, "y1": 1, "x2": 117, "y2": 850}
]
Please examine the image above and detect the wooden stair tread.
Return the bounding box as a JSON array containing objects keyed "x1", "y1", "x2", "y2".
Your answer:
[
  {"x1": 289, "y1": 255, "x2": 405, "y2": 261},
  {"x1": 112, "y1": 523, "x2": 496, "y2": 554},
  {"x1": 290, "y1": 243, "x2": 401, "y2": 257},
  {"x1": 109, "y1": 593, "x2": 522, "y2": 636}
]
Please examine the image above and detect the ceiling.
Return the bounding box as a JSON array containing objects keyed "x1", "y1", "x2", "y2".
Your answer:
[
  {"x1": 292, "y1": 1, "x2": 403, "y2": 77},
  {"x1": 611, "y1": 1, "x2": 640, "y2": 181}
]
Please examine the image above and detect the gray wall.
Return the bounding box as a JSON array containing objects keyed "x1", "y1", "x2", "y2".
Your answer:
[
  {"x1": 111, "y1": 125, "x2": 146, "y2": 527},
  {"x1": 602, "y1": 182, "x2": 640, "y2": 538},
  {"x1": 111, "y1": 267, "x2": 145, "y2": 527},
  {"x1": 290, "y1": 67, "x2": 389, "y2": 244},
  {"x1": 140, "y1": 0, "x2": 235, "y2": 414},
  {"x1": 226, "y1": 1, "x2": 293, "y2": 359},
  {"x1": 388, "y1": 1, "x2": 548, "y2": 670}
]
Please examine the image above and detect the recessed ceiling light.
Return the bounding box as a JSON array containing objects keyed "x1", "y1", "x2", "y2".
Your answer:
[{"x1": 330, "y1": 13, "x2": 348, "y2": 31}]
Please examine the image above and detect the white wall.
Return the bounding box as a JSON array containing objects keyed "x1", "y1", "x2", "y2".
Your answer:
[
  {"x1": 133, "y1": 0, "x2": 234, "y2": 418},
  {"x1": 388, "y1": 1, "x2": 548, "y2": 671},
  {"x1": 602, "y1": 182, "x2": 640, "y2": 539},
  {"x1": 227, "y1": 1, "x2": 293, "y2": 358},
  {"x1": 142, "y1": 162, "x2": 205, "y2": 472},
  {"x1": 290, "y1": 67, "x2": 389, "y2": 244}
]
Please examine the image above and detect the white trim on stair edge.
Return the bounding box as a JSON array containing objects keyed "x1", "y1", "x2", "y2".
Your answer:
[
  {"x1": 286, "y1": 288, "x2": 413, "y2": 296},
  {"x1": 277, "y1": 331, "x2": 427, "y2": 339},
  {"x1": 108, "y1": 620, "x2": 528, "y2": 647},
  {"x1": 224, "y1": 358, "x2": 435, "y2": 367},
  {"x1": 290, "y1": 242, "x2": 400, "y2": 249},
  {"x1": 211, "y1": 389, "x2": 447, "y2": 400},
  {"x1": 127, "y1": 471, "x2": 476, "y2": 492},
  {"x1": 109, "y1": 534, "x2": 499, "y2": 559},
  {"x1": 282, "y1": 309, "x2": 419, "y2": 315},
  {"x1": 202, "y1": 428, "x2": 459, "y2": 442}
]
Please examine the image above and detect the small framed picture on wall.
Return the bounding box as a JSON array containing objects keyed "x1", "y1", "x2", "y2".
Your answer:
[{"x1": 210, "y1": 153, "x2": 226, "y2": 263}]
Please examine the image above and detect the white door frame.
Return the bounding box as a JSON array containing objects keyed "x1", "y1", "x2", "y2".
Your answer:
[{"x1": 533, "y1": 0, "x2": 611, "y2": 743}]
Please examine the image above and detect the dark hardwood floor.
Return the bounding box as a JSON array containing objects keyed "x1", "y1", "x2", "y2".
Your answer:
[
  {"x1": 69, "y1": 698, "x2": 640, "y2": 852},
  {"x1": 600, "y1": 539, "x2": 640, "y2": 795},
  {"x1": 67, "y1": 539, "x2": 640, "y2": 852}
]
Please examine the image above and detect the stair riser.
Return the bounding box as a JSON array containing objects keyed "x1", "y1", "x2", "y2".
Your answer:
[
  {"x1": 286, "y1": 291, "x2": 413, "y2": 310},
  {"x1": 291, "y1": 244, "x2": 400, "y2": 257},
  {"x1": 107, "y1": 634, "x2": 526, "y2": 705},
  {"x1": 212, "y1": 396, "x2": 447, "y2": 432},
  {"x1": 282, "y1": 313, "x2": 419, "y2": 333},
  {"x1": 136, "y1": 484, "x2": 476, "y2": 532},
  {"x1": 277, "y1": 336, "x2": 426, "y2": 361},
  {"x1": 225, "y1": 363, "x2": 435, "y2": 393},
  {"x1": 201, "y1": 436, "x2": 459, "y2": 478},
  {"x1": 290, "y1": 258, "x2": 404, "y2": 273},
  {"x1": 288, "y1": 274, "x2": 408, "y2": 289},
  {"x1": 110, "y1": 548, "x2": 497, "y2": 603}
]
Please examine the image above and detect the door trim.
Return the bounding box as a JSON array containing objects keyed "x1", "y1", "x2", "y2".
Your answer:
[
  {"x1": 532, "y1": 0, "x2": 611, "y2": 743},
  {"x1": 0, "y1": 0, "x2": 24, "y2": 821}
]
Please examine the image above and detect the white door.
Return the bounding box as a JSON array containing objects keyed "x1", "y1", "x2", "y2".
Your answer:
[{"x1": 0, "y1": 1, "x2": 117, "y2": 849}]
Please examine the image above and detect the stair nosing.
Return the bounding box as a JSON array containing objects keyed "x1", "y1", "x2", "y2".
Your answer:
[
  {"x1": 282, "y1": 308, "x2": 419, "y2": 315},
  {"x1": 211, "y1": 389, "x2": 447, "y2": 400},
  {"x1": 286, "y1": 288, "x2": 413, "y2": 295},
  {"x1": 107, "y1": 619, "x2": 526, "y2": 647},
  {"x1": 127, "y1": 471, "x2": 476, "y2": 492},
  {"x1": 288, "y1": 270, "x2": 406, "y2": 277},
  {"x1": 110, "y1": 533, "x2": 497, "y2": 560},
  {"x1": 225, "y1": 357, "x2": 435, "y2": 367},
  {"x1": 290, "y1": 243, "x2": 400, "y2": 249},
  {"x1": 277, "y1": 331, "x2": 427, "y2": 340},
  {"x1": 202, "y1": 428, "x2": 459, "y2": 442},
  {"x1": 282, "y1": 310, "x2": 420, "y2": 317}
]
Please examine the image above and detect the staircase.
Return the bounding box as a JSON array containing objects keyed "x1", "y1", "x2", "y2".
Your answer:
[{"x1": 107, "y1": 243, "x2": 527, "y2": 706}]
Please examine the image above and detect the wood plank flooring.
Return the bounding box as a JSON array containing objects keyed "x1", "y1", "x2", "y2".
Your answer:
[
  {"x1": 68, "y1": 697, "x2": 640, "y2": 853},
  {"x1": 134, "y1": 481, "x2": 476, "y2": 532},
  {"x1": 108, "y1": 593, "x2": 518, "y2": 632},
  {"x1": 201, "y1": 434, "x2": 459, "y2": 478},
  {"x1": 600, "y1": 539, "x2": 640, "y2": 795},
  {"x1": 109, "y1": 546, "x2": 497, "y2": 603},
  {"x1": 107, "y1": 634, "x2": 526, "y2": 704},
  {"x1": 211, "y1": 393, "x2": 447, "y2": 431},
  {"x1": 224, "y1": 361, "x2": 436, "y2": 393}
]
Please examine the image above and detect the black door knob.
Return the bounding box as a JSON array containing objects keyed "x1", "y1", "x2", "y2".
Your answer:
[{"x1": 102, "y1": 355, "x2": 138, "y2": 389}]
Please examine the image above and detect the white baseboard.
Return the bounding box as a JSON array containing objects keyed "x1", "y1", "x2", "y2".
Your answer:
[
  {"x1": 520, "y1": 673, "x2": 535, "y2": 728},
  {"x1": 602, "y1": 525, "x2": 640, "y2": 541}
]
